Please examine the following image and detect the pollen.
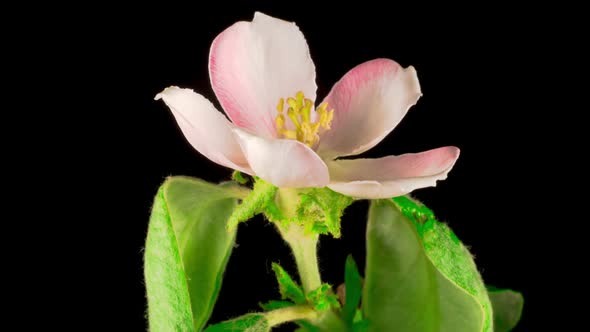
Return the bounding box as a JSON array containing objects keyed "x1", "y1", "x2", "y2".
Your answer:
[{"x1": 275, "y1": 91, "x2": 334, "y2": 147}]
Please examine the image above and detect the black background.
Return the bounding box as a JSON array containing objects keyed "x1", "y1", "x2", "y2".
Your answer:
[{"x1": 57, "y1": 1, "x2": 556, "y2": 331}]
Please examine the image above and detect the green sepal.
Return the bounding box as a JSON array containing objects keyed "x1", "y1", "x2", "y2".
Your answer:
[
  {"x1": 272, "y1": 262, "x2": 307, "y2": 304},
  {"x1": 227, "y1": 177, "x2": 277, "y2": 231},
  {"x1": 297, "y1": 187, "x2": 353, "y2": 238},
  {"x1": 232, "y1": 170, "x2": 249, "y2": 185},
  {"x1": 262, "y1": 197, "x2": 286, "y2": 224}
]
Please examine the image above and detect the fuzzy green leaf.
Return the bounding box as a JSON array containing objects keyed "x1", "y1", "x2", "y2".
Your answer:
[
  {"x1": 488, "y1": 288, "x2": 524, "y2": 332},
  {"x1": 204, "y1": 314, "x2": 269, "y2": 332},
  {"x1": 363, "y1": 198, "x2": 493, "y2": 332},
  {"x1": 343, "y1": 255, "x2": 363, "y2": 325},
  {"x1": 306, "y1": 284, "x2": 341, "y2": 311},
  {"x1": 144, "y1": 177, "x2": 240, "y2": 332},
  {"x1": 228, "y1": 177, "x2": 277, "y2": 231},
  {"x1": 272, "y1": 263, "x2": 307, "y2": 304}
]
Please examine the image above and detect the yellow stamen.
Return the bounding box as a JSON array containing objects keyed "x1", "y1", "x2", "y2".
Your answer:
[
  {"x1": 296, "y1": 91, "x2": 304, "y2": 109},
  {"x1": 300, "y1": 122, "x2": 313, "y2": 145},
  {"x1": 325, "y1": 109, "x2": 334, "y2": 129},
  {"x1": 287, "y1": 107, "x2": 300, "y2": 129},
  {"x1": 275, "y1": 114, "x2": 285, "y2": 129},
  {"x1": 316, "y1": 102, "x2": 334, "y2": 129},
  {"x1": 311, "y1": 122, "x2": 321, "y2": 133},
  {"x1": 276, "y1": 98, "x2": 284, "y2": 113},
  {"x1": 287, "y1": 98, "x2": 298, "y2": 110},
  {"x1": 274, "y1": 91, "x2": 335, "y2": 147},
  {"x1": 281, "y1": 129, "x2": 297, "y2": 139},
  {"x1": 301, "y1": 98, "x2": 312, "y2": 123}
]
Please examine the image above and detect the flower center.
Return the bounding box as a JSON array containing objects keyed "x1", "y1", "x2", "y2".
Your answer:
[{"x1": 275, "y1": 91, "x2": 334, "y2": 147}]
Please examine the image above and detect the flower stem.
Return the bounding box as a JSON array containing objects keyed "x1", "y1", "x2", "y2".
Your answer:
[
  {"x1": 265, "y1": 305, "x2": 317, "y2": 327},
  {"x1": 313, "y1": 309, "x2": 348, "y2": 331},
  {"x1": 281, "y1": 224, "x2": 321, "y2": 293},
  {"x1": 274, "y1": 188, "x2": 348, "y2": 331},
  {"x1": 276, "y1": 188, "x2": 322, "y2": 293}
]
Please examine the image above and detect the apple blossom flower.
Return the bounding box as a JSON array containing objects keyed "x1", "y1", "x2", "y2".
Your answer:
[{"x1": 156, "y1": 12, "x2": 459, "y2": 199}]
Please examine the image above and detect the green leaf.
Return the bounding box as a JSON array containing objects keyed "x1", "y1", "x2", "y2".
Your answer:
[
  {"x1": 488, "y1": 288, "x2": 524, "y2": 332},
  {"x1": 204, "y1": 314, "x2": 269, "y2": 332},
  {"x1": 272, "y1": 262, "x2": 307, "y2": 304},
  {"x1": 352, "y1": 319, "x2": 370, "y2": 332},
  {"x1": 306, "y1": 284, "x2": 341, "y2": 311},
  {"x1": 144, "y1": 176, "x2": 240, "y2": 332},
  {"x1": 363, "y1": 198, "x2": 493, "y2": 332},
  {"x1": 228, "y1": 177, "x2": 277, "y2": 231},
  {"x1": 343, "y1": 255, "x2": 362, "y2": 325}
]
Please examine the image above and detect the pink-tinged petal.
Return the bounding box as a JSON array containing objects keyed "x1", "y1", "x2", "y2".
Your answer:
[
  {"x1": 232, "y1": 128, "x2": 329, "y2": 188},
  {"x1": 327, "y1": 147, "x2": 460, "y2": 199},
  {"x1": 316, "y1": 58, "x2": 421, "y2": 159},
  {"x1": 209, "y1": 12, "x2": 317, "y2": 138},
  {"x1": 155, "y1": 86, "x2": 252, "y2": 174}
]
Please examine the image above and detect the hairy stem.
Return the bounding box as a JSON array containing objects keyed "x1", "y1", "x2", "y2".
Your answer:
[
  {"x1": 274, "y1": 188, "x2": 348, "y2": 331},
  {"x1": 265, "y1": 305, "x2": 317, "y2": 327},
  {"x1": 276, "y1": 189, "x2": 322, "y2": 293},
  {"x1": 313, "y1": 309, "x2": 348, "y2": 331},
  {"x1": 282, "y1": 225, "x2": 321, "y2": 293}
]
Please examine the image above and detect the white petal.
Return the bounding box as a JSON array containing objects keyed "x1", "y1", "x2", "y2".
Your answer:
[
  {"x1": 156, "y1": 86, "x2": 252, "y2": 173},
  {"x1": 316, "y1": 59, "x2": 421, "y2": 159},
  {"x1": 210, "y1": 12, "x2": 317, "y2": 138},
  {"x1": 327, "y1": 147, "x2": 460, "y2": 199},
  {"x1": 233, "y1": 128, "x2": 329, "y2": 188}
]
